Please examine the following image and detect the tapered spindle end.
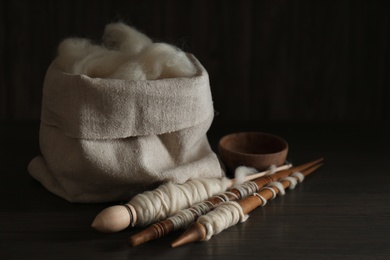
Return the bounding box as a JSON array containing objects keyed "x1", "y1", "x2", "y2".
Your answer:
[
  {"x1": 171, "y1": 222, "x2": 207, "y2": 248},
  {"x1": 128, "y1": 235, "x2": 142, "y2": 247},
  {"x1": 302, "y1": 162, "x2": 323, "y2": 176},
  {"x1": 91, "y1": 205, "x2": 131, "y2": 233},
  {"x1": 128, "y1": 227, "x2": 153, "y2": 247}
]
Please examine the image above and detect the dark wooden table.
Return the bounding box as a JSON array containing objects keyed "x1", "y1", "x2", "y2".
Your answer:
[{"x1": 1, "y1": 120, "x2": 389, "y2": 259}]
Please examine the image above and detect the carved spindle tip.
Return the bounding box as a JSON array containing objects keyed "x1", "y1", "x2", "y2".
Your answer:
[
  {"x1": 91, "y1": 205, "x2": 131, "y2": 233},
  {"x1": 128, "y1": 229, "x2": 151, "y2": 247},
  {"x1": 128, "y1": 235, "x2": 141, "y2": 247},
  {"x1": 171, "y1": 222, "x2": 207, "y2": 248}
]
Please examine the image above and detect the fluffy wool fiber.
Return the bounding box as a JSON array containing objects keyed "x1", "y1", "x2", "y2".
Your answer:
[
  {"x1": 54, "y1": 22, "x2": 197, "y2": 80},
  {"x1": 233, "y1": 166, "x2": 258, "y2": 185}
]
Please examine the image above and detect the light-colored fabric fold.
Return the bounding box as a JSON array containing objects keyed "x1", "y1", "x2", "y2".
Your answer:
[
  {"x1": 41, "y1": 54, "x2": 213, "y2": 139},
  {"x1": 28, "y1": 54, "x2": 223, "y2": 203}
]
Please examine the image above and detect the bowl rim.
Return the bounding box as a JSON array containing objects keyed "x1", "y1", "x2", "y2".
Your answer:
[{"x1": 218, "y1": 131, "x2": 289, "y2": 157}]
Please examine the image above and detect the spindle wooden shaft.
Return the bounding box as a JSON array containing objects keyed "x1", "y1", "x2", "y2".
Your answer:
[
  {"x1": 240, "y1": 162, "x2": 322, "y2": 214},
  {"x1": 171, "y1": 160, "x2": 323, "y2": 247},
  {"x1": 253, "y1": 157, "x2": 323, "y2": 186},
  {"x1": 129, "y1": 219, "x2": 175, "y2": 247},
  {"x1": 233, "y1": 158, "x2": 323, "y2": 214}
]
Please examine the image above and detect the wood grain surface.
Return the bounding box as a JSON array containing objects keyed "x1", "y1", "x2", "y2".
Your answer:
[{"x1": 0, "y1": 121, "x2": 389, "y2": 259}]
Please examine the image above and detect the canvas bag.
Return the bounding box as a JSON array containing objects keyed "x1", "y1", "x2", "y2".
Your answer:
[{"x1": 28, "y1": 54, "x2": 223, "y2": 203}]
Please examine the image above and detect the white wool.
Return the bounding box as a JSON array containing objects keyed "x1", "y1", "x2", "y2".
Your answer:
[
  {"x1": 54, "y1": 22, "x2": 197, "y2": 80},
  {"x1": 109, "y1": 61, "x2": 147, "y2": 81},
  {"x1": 54, "y1": 38, "x2": 99, "y2": 73},
  {"x1": 140, "y1": 43, "x2": 197, "y2": 79},
  {"x1": 102, "y1": 22, "x2": 152, "y2": 56},
  {"x1": 167, "y1": 180, "x2": 258, "y2": 230},
  {"x1": 114, "y1": 43, "x2": 197, "y2": 80},
  {"x1": 129, "y1": 178, "x2": 230, "y2": 227},
  {"x1": 72, "y1": 46, "x2": 129, "y2": 78},
  {"x1": 198, "y1": 201, "x2": 248, "y2": 241},
  {"x1": 54, "y1": 38, "x2": 128, "y2": 77},
  {"x1": 197, "y1": 174, "x2": 305, "y2": 241},
  {"x1": 234, "y1": 166, "x2": 258, "y2": 186}
]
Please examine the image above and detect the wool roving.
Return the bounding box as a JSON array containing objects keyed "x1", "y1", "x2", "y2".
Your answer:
[
  {"x1": 113, "y1": 43, "x2": 198, "y2": 80},
  {"x1": 233, "y1": 166, "x2": 258, "y2": 186},
  {"x1": 56, "y1": 38, "x2": 130, "y2": 78},
  {"x1": 103, "y1": 22, "x2": 153, "y2": 55},
  {"x1": 54, "y1": 22, "x2": 197, "y2": 80}
]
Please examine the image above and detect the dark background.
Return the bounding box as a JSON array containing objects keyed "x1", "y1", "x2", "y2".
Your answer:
[
  {"x1": 1, "y1": 0, "x2": 389, "y2": 123},
  {"x1": 1, "y1": 2, "x2": 390, "y2": 259}
]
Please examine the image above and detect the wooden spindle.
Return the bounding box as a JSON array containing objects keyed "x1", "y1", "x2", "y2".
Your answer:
[
  {"x1": 129, "y1": 158, "x2": 323, "y2": 246},
  {"x1": 171, "y1": 161, "x2": 323, "y2": 247},
  {"x1": 93, "y1": 164, "x2": 293, "y2": 233}
]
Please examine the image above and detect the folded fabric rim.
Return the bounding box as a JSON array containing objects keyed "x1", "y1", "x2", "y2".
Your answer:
[{"x1": 41, "y1": 54, "x2": 214, "y2": 139}]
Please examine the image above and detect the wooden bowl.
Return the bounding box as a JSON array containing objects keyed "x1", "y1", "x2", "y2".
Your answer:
[{"x1": 218, "y1": 132, "x2": 288, "y2": 173}]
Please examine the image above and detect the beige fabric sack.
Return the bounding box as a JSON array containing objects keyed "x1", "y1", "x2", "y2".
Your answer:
[{"x1": 28, "y1": 54, "x2": 223, "y2": 203}]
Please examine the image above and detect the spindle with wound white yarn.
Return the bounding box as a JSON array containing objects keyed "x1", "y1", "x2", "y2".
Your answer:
[
  {"x1": 128, "y1": 163, "x2": 298, "y2": 247},
  {"x1": 91, "y1": 178, "x2": 229, "y2": 232},
  {"x1": 92, "y1": 164, "x2": 291, "y2": 233},
  {"x1": 171, "y1": 160, "x2": 323, "y2": 247}
]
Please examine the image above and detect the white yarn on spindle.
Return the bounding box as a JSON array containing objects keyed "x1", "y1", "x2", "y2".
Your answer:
[
  {"x1": 197, "y1": 172, "x2": 307, "y2": 241},
  {"x1": 198, "y1": 201, "x2": 248, "y2": 241},
  {"x1": 267, "y1": 182, "x2": 286, "y2": 196},
  {"x1": 168, "y1": 201, "x2": 214, "y2": 230},
  {"x1": 213, "y1": 195, "x2": 227, "y2": 203},
  {"x1": 253, "y1": 193, "x2": 267, "y2": 206},
  {"x1": 223, "y1": 191, "x2": 240, "y2": 200},
  {"x1": 291, "y1": 171, "x2": 305, "y2": 182},
  {"x1": 130, "y1": 178, "x2": 230, "y2": 226},
  {"x1": 260, "y1": 186, "x2": 277, "y2": 199},
  {"x1": 279, "y1": 176, "x2": 298, "y2": 189},
  {"x1": 232, "y1": 181, "x2": 259, "y2": 198},
  {"x1": 166, "y1": 178, "x2": 263, "y2": 231},
  {"x1": 279, "y1": 172, "x2": 305, "y2": 189}
]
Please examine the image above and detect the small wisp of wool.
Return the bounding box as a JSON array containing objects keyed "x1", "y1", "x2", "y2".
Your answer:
[{"x1": 233, "y1": 166, "x2": 258, "y2": 186}]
